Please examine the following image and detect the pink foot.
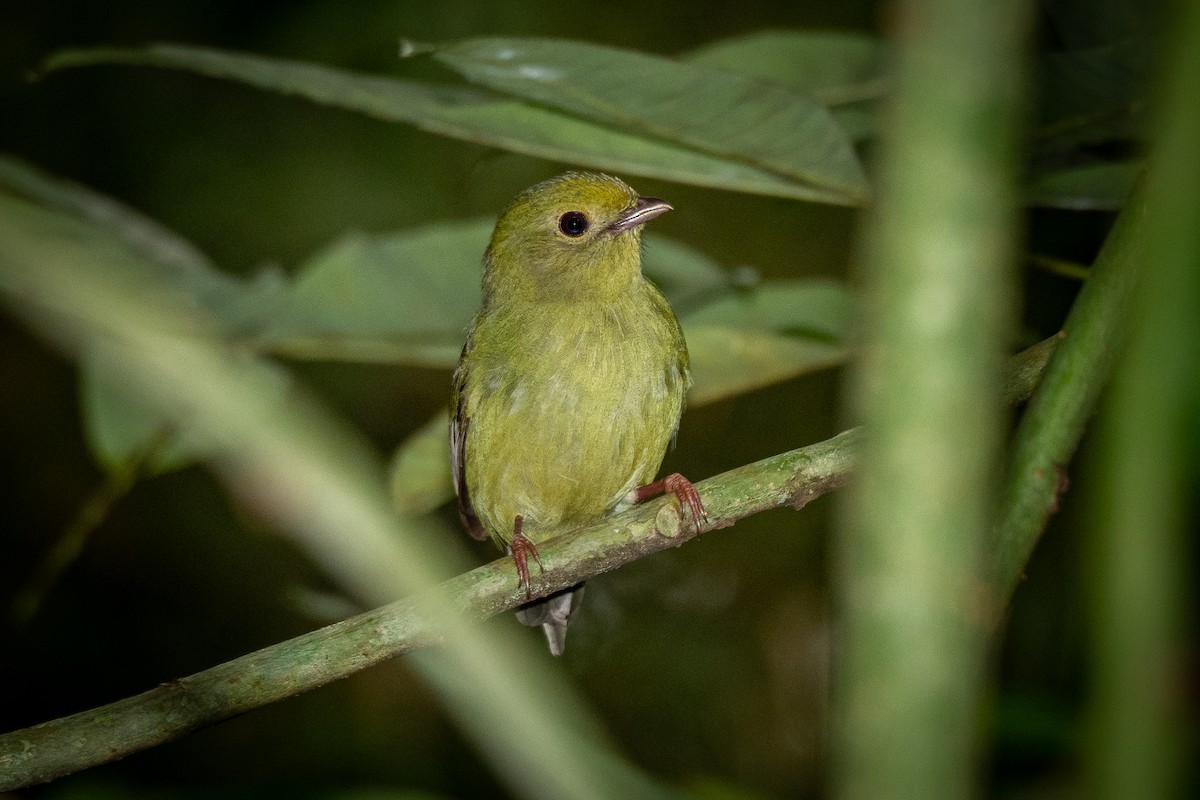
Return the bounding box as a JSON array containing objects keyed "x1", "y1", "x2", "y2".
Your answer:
[
  {"x1": 633, "y1": 473, "x2": 707, "y2": 533},
  {"x1": 509, "y1": 515, "x2": 543, "y2": 597}
]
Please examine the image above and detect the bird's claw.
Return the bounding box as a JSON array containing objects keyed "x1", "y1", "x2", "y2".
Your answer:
[
  {"x1": 510, "y1": 529, "x2": 544, "y2": 598},
  {"x1": 663, "y1": 473, "x2": 707, "y2": 534}
]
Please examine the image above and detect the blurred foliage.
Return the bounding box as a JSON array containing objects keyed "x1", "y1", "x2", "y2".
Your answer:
[{"x1": 0, "y1": 0, "x2": 1193, "y2": 798}]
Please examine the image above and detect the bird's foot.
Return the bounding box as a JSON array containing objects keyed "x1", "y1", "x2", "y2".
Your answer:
[
  {"x1": 631, "y1": 473, "x2": 707, "y2": 534},
  {"x1": 509, "y1": 516, "x2": 543, "y2": 598}
]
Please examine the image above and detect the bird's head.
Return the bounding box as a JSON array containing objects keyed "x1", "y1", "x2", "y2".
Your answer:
[{"x1": 482, "y1": 172, "x2": 671, "y2": 303}]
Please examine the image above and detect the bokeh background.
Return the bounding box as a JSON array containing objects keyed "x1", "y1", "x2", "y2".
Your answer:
[{"x1": 1, "y1": 2, "x2": 1186, "y2": 798}]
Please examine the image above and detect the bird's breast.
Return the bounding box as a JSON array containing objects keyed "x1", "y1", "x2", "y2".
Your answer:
[{"x1": 464, "y1": 296, "x2": 687, "y2": 542}]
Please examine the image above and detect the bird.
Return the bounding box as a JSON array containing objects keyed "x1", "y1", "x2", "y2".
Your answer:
[{"x1": 450, "y1": 171, "x2": 706, "y2": 655}]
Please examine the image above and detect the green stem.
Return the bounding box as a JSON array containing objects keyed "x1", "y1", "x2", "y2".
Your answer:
[
  {"x1": 5, "y1": 430, "x2": 169, "y2": 630},
  {"x1": 0, "y1": 338, "x2": 1055, "y2": 791},
  {"x1": 990, "y1": 183, "x2": 1145, "y2": 612},
  {"x1": 1085, "y1": 1, "x2": 1200, "y2": 795},
  {"x1": 1027, "y1": 252, "x2": 1090, "y2": 282},
  {"x1": 833, "y1": 0, "x2": 1030, "y2": 795}
]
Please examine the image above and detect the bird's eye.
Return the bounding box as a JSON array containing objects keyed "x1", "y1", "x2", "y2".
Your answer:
[{"x1": 558, "y1": 211, "x2": 590, "y2": 237}]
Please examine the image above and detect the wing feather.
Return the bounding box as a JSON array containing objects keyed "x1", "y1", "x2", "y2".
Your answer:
[{"x1": 451, "y1": 342, "x2": 488, "y2": 541}]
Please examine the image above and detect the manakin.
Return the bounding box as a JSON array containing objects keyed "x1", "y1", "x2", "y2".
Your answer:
[{"x1": 451, "y1": 172, "x2": 706, "y2": 655}]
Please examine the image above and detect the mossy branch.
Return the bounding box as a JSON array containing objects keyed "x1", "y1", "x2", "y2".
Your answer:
[{"x1": 0, "y1": 337, "x2": 1056, "y2": 791}]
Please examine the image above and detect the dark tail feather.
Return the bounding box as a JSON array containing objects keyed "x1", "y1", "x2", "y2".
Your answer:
[{"x1": 515, "y1": 583, "x2": 586, "y2": 656}]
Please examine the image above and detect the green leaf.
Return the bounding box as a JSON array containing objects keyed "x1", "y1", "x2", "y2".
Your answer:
[
  {"x1": 45, "y1": 44, "x2": 858, "y2": 204},
  {"x1": 0, "y1": 152, "x2": 291, "y2": 336},
  {"x1": 1028, "y1": 161, "x2": 1139, "y2": 210},
  {"x1": 685, "y1": 325, "x2": 846, "y2": 407},
  {"x1": 262, "y1": 218, "x2": 489, "y2": 366},
  {"x1": 0, "y1": 153, "x2": 216, "y2": 277},
  {"x1": 684, "y1": 30, "x2": 886, "y2": 106},
  {"x1": 277, "y1": 218, "x2": 489, "y2": 337},
  {"x1": 390, "y1": 413, "x2": 453, "y2": 515},
  {"x1": 263, "y1": 221, "x2": 733, "y2": 366},
  {"x1": 678, "y1": 280, "x2": 856, "y2": 396},
  {"x1": 1036, "y1": 39, "x2": 1150, "y2": 152},
  {"x1": 428, "y1": 38, "x2": 870, "y2": 202},
  {"x1": 0, "y1": 188, "x2": 273, "y2": 473},
  {"x1": 681, "y1": 278, "x2": 854, "y2": 340},
  {"x1": 79, "y1": 347, "x2": 293, "y2": 475},
  {"x1": 79, "y1": 351, "x2": 193, "y2": 474},
  {"x1": 641, "y1": 234, "x2": 731, "y2": 310},
  {"x1": 683, "y1": 30, "x2": 884, "y2": 142}
]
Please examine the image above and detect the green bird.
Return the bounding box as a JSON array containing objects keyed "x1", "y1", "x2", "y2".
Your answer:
[{"x1": 451, "y1": 172, "x2": 706, "y2": 655}]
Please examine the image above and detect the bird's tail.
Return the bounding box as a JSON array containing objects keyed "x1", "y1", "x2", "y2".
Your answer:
[{"x1": 515, "y1": 583, "x2": 586, "y2": 656}]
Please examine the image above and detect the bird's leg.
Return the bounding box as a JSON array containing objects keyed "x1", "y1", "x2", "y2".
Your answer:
[
  {"x1": 509, "y1": 514, "x2": 543, "y2": 597},
  {"x1": 630, "y1": 473, "x2": 708, "y2": 533}
]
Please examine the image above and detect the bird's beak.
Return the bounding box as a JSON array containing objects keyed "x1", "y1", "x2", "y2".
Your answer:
[{"x1": 608, "y1": 196, "x2": 672, "y2": 233}]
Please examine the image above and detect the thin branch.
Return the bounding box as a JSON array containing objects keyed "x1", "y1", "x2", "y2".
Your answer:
[
  {"x1": 991, "y1": 182, "x2": 1145, "y2": 611},
  {"x1": 6, "y1": 429, "x2": 171, "y2": 631},
  {"x1": 0, "y1": 337, "x2": 1057, "y2": 791}
]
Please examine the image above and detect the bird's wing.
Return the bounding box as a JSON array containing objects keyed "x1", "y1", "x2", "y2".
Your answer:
[{"x1": 450, "y1": 342, "x2": 488, "y2": 542}]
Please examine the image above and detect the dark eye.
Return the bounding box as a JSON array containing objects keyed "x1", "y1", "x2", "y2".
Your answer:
[{"x1": 558, "y1": 211, "x2": 590, "y2": 237}]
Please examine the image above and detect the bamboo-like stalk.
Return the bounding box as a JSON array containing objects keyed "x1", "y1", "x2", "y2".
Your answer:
[
  {"x1": 1084, "y1": 2, "x2": 1200, "y2": 796},
  {"x1": 833, "y1": 0, "x2": 1031, "y2": 797}
]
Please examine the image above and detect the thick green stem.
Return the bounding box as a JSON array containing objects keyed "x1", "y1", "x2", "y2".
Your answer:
[
  {"x1": 835, "y1": 0, "x2": 1030, "y2": 797},
  {"x1": 1085, "y1": 1, "x2": 1200, "y2": 796}
]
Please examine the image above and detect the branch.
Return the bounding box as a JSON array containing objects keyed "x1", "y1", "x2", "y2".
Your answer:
[
  {"x1": 990, "y1": 182, "x2": 1145, "y2": 610},
  {"x1": 0, "y1": 337, "x2": 1057, "y2": 791}
]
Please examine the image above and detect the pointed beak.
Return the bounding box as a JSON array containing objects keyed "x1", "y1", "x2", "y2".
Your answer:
[{"x1": 608, "y1": 196, "x2": 672, "y2": 233}]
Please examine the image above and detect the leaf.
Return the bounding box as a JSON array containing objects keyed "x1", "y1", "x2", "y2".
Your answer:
[
  {"x1": 681, "y1": 278, "x2": 854, "y2": 340},
  {"x1": 685, "y1": 325, "x2": 846, "y2": 407},
  {"x1": 45, "y1": 44, "x2": 857, "y2": 204},
  {"x1": 277, "y1": 218, "x2": 489, "y2": 337},
  {"x1": 79, "y1": 347, "x2": 293, "y2": 475},
  {"x1": 263, "y1": 220, "x2": 732, "y2": 366},
  {"x1": 0, "y1": 153, "x2": 217, "y2": 277},
  {"x1": 683, "y1": 30, "x2": 886, "y2": 106},
  {"x1": 79, "y1": 351, "x2": 194, "y2": 474},
  {"x1": 1028, "y1": 161, "x2": 1139, "y2": 210},
  {"x1": 261, "y1": 218, "x2": 490, "y2": 366},
  {"x1": 428, "y1": 38, "x2": 870, "y2": 202},
  {"x1": 390, "y1": 413, "x2": 453, "y2": 515},
  {"x1": 1035, "y1": 39, "x2": 1150, "y2": 152},
  {"x1": 641, "y1": 234, "x2": 731, "y2": 310},
  {"x1": 388, "y1": 290, "x2": 854, "y2": 514},
  {"x1": 0, "y1": 154, "x2": 294, "y2": 471},
  {"x1": 683, "y1": 30, "x2": 884, "y2": 142}
]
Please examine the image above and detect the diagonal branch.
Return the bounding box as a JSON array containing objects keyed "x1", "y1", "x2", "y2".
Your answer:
[
  {"x1": 990, "y1": 183, "x2": 1145, "y2": 610},
  {"x1": 0, "y1": 336, "x2": 1057, "y2": 791}
]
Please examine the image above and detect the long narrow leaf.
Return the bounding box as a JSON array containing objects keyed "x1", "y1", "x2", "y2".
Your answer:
[
  {"x1": 430, "y1": 38, "x2": 870, "y2": 203},
  {"x1": 45, "y1": 44, "x2": 857, "y2": 204},
  {"x1": 684, "y1": 30, "x2": 886, "y2": 106}
]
